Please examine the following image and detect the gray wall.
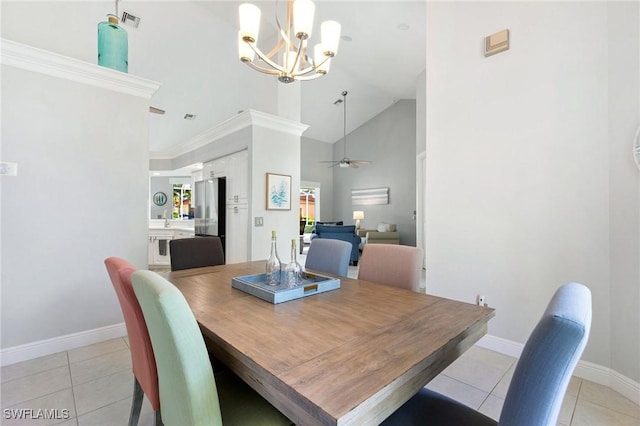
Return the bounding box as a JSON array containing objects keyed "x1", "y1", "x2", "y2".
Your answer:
[
  {"x1": 333, "y1": 100, "x2": 417, "y2": 246},
  {"x1": 301, "y1": 137, "x2": 334, "y2": 221}
]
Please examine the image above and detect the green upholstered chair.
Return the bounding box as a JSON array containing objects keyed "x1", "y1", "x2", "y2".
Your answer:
[{"x1": 131, "y1": 270, "x2": 292, "y2": 426}]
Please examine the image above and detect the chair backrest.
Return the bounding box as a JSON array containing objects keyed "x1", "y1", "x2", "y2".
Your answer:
[
  {"x1": 169, "y1": 236, "x2": 224, "y2": 271},
  {"x1": 131, "y1": 270, "x2": 222, "y2": 426},
  {"x1": 305, "y1": 239, "x2": 351, "y2": 277},
  {"x1": 357, "y1": 244, "x2": 423, "y2": 292},
  {"x1": 499, "y1": 282, "x2": 592, "y2": 426},
  {"x1": 104, "y1": 257, "x2": 160, "y2": 410}
]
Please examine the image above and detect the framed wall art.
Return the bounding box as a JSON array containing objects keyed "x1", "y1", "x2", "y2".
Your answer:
[{"x1": 266, "y1": 173, "x2": 291, "y2": 210}]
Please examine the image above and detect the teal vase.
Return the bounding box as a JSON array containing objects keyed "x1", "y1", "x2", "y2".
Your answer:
[{"x1": 98, "y1": 14, "x2": 128, "y2": 73}]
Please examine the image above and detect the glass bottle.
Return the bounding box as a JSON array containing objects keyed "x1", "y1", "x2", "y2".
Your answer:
[
  {"x1": 266, "y1": 230, "x2": 281, "y2": 285},
  {"x1": 98, "y1": 14, "x2": 128, "y2": 73},
  {"x1": 285, "y1": 239, "x2": 303, "y2": 287}
]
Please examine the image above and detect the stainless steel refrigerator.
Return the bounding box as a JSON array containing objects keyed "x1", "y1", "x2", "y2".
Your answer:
[{"x1": 194, "y1": 177, "x2": 226, "y2": 253}]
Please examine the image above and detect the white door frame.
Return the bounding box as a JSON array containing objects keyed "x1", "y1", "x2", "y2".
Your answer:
[{"x1": 416, "y1": 151, "x2": 427, "y2": 268}]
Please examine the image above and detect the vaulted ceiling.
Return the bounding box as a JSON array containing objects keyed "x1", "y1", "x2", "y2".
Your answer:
[{"x1": 1, "y1": 1, "x2": 426, "y2": 156}]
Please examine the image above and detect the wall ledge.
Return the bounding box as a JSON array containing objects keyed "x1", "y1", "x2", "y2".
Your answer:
[
  {"x1": 477, "y1": 334, "x2": 640, "y2": 405},
  {"x1": 0, "y1": 38, "x2": 161, "y2": 99}
]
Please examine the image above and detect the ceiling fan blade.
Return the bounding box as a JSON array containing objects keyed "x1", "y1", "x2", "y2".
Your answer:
[
  {"x1": 149, "y1": 106, "x2": 165, "y2": 115},
  {"x1": 350, "y1": 163, "x2": 359, "y2": 168}
]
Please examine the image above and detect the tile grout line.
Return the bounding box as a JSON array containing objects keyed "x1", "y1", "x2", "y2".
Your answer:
[
  {"x1": 67, "y1": 350, "x2": 80, "y2": 424},
  {"x1": 568, "y1": 378, "x2": 583, "y2": 426}
]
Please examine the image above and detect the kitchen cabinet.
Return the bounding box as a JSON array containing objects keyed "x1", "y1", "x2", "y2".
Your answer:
[
  {"x1": 201, "y1": 150, "x2": 249, "y2": 263},
  {"x1": 226, "y1": 204, "x2": 249, "y2": 264},
  {"x1": 148, "y1": 229, "x2": 173, "y2": 266},
  {"x1": 148, "y1": 228, "x2": 194, "y2": 266}
]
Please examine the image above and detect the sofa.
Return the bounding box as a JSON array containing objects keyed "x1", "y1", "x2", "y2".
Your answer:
[
  {"x1": 311, "y1": 224, "x2": 361, "y2": 265},
  {"x1": 357, "y1": 223, "x2": 400, "y2": 246}
]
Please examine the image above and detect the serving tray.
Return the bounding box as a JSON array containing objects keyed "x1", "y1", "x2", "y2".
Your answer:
[{"x1": 231, "y1": 272, "x2": 340, "y2": 304}]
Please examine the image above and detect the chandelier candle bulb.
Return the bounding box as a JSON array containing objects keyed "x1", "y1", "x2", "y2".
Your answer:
[
  {"x1": 238, "y1": 31, "x2": 255, "y2": 62},
  {"x1": 238, "y1": 0, "x2": 340, "y2": 83},
  {"x1": 321, "y1": 20, "x2": 341, "y2": 56},
  {"x1": 239, "y1": 3, "x2": 261, "y2": 42},
  {"x1": 293, "y1": 0, "x2": 315, "y2": 39}
]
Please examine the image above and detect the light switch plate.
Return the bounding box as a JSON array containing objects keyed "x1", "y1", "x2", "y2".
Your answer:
[{"x1": 255, "y1": 217, "x2": 264, "y2": 227}]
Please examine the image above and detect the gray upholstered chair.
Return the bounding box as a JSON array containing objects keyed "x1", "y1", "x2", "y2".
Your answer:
[
  {"x1": 357, "y1": 244, "x2": 423, "y2": 292},
  {"x1": 169, "y1": 236, "x2": 224, "y2": 271},
  {"x1": 131, "y1": 270, "x2": 292, "y2": 426},
  {"x1": 381, "y1": 282, "x2": 592, "y2": 426},
  {"x1": 304, "y1": 239, "x2": 351, "y2": 277}
]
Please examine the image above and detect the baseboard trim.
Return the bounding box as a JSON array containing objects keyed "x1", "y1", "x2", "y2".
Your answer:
[
  {"x1": 476, "y1": 334, "x2": 640, "y2": 405},
  {"x1": 0, "y1": 323, "x2": 127, "y2": 367}
]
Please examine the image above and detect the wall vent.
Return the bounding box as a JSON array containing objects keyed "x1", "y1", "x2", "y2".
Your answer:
[{"x1": 121, "y1": 11, "x2": 140, "y2": 28}]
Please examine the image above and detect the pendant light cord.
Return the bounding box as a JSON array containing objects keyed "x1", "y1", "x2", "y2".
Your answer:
[{"x1": 343, "y1": 91, "x2": 348, "y2": 158}]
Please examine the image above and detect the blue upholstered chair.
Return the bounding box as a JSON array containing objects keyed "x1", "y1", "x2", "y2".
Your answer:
[
  {"x1": 131, "y1": 270, "x2": 291, "y2": 426},
  {"x1": 381, "y1": 282, "x2": 592, "y2": 426},
  {"x1": 311, "y1": 224, "x2": 361, "y2": 265},
  {"x1": 304, "y1": 239, "x2": 351, "y2": 277}
]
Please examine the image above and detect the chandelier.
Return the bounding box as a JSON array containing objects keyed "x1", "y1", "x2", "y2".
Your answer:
[{"x1": 238, "y1": 0, "x2": 341, "y2": 83}]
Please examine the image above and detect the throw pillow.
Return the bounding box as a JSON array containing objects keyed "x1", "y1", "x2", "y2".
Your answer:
[{"x1": 377, "y1": 223, "x2": 389, "y2": 232}]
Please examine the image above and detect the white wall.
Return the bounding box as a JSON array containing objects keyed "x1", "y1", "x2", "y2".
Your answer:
[
  {"x1": 425, "y1": 1, "x2": 639, "y2": 382},
  {"x1": 607, "y1": 2, "x2": 640, "y2": 383},
  {"x1": 250, "y1": 126, "x2": 302, "y2": 262},
  {"x1": 1, "y1": 63, "x2": 151, "y2": 349}
]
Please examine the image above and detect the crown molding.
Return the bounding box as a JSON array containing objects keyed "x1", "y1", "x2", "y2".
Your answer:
[
  {"x1": 0, "y1": 38, "x2": 161, "y2": 99},
  {"x1": 151, "y1": 109, "x2": 309, "y2": 159}
]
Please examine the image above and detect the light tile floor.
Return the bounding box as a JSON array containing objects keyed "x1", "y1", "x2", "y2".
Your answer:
[
  {"x1": 2, "y1": 256, "x2": 638, "y2": 425},
  {"x1": 2, "y1": 338, "x2": 639, "y2": 425}
]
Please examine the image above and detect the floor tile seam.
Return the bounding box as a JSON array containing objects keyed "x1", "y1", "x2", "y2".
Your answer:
[
  {"x1": 575, "y1": 395, "x2": 640, "y2": 420},
  {"x1": 0, "y1": 361, "x2": 72, "y2": 386},
  {"x1": 68, "y1": 347, "x2": 131, "y2": 366},
  {"x1": 440, "y1": 372, "x2": 494, "y2": 405},
  {"x1": 74, "y1": 394, "x2": 132, "y2": 422},
  {"x1": 1, "y1": 384, "x2": 75, "y2": 411},
  {"x1": 70, "y1": 366, "x2": 133, "y2": 389},
  {"x1": 67, "y1": 352, "x2": 80, "y2": 425},
  {"x1": 566, "y1": 379, "x2": 584, "y2": 426}
]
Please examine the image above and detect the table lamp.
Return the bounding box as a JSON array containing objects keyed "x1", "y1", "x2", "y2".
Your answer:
[{"x1": 353, "y1": 211, "x2": 364, "y2": 229}]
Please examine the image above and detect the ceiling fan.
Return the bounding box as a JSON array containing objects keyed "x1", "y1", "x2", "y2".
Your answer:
[{"x1": 320, "y1": 91, "x2": 371, "y2": 169}]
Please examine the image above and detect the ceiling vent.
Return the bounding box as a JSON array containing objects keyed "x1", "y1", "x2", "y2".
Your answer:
[{"x1": 121, "y1": 11, "x2": 140, "y2": 28}]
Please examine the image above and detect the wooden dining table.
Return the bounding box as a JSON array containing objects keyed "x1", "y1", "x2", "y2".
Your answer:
[{"x1": 163, "y1": 261, "x2": 495, "y2": 426}]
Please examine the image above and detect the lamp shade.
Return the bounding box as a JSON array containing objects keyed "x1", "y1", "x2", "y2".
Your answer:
[
  {"x1": 321, "y1": 20, "x2": 341, "y2": 56},
  {"x1": 353, "y1": 211, "x2": 364, "y2": 220},
  {"x1": 239, "y1": 3, "x2": 261, "y2": 42},
  {"x1": 293, "y1": 0, "x2": 315, "y2": 39}
]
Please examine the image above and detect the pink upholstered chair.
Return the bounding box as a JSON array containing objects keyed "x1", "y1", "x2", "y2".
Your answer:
[
  {"x1": 105, "y1": 257, "x2": 161, "y2": 426},
  {"x1": 357, "y1": 244, "x2": 424, "y2": 292}
]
